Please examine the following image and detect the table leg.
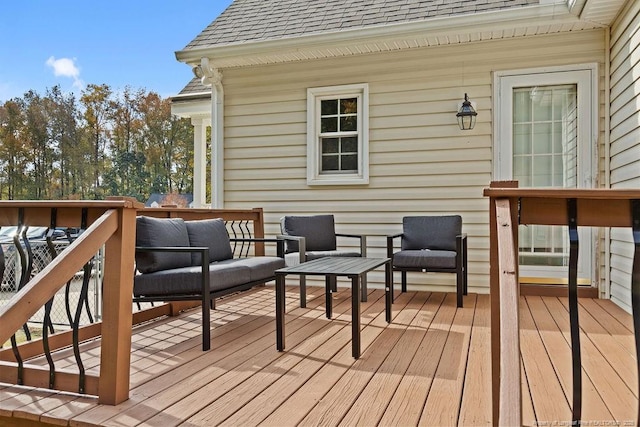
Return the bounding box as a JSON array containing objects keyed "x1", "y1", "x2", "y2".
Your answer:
[
  {"x1": 385, "y1": 259, "x2": 392, "y2": 323},
  {"x1": 276, "y1": 274, "x2": 285, "y2": 351},
  {"x1": 325, "y1": 275, "x2": 335, "y2": 319},
  {"x1": 351, "y1": 274, "x2": 361, "y2": 359}
]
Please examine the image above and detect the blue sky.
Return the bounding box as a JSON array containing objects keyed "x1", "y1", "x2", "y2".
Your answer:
[{"x1": 0, "y1": 1, "x2": 234, "y2": 102}]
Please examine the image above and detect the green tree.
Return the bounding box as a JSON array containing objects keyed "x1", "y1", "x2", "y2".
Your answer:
[
  {"x1": 80, "y1": 84, "x2": 113, "y2": 199},
  {"x1": 0, "y1": 100, "x2": 29, "y2": 199}
]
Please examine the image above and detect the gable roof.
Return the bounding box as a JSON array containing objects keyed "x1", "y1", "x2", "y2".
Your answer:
[{"x1": 184, "y1": 0, "x2": 539, "y2": 50}]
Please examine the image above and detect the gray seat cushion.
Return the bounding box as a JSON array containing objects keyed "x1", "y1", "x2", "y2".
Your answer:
[
  {"x1": 402, "y1": 215, "x2": 461, "y2": 251},
  {"x1": 135, "y1": 216, "x2": 192, "y2": 273},
  {"x1": 281, "y1": 215, "x2": 337, "y2": 253},
  {"x1": 133, "y1": 259, "x2": 252, "y2": 296},
  {"x1": 393, "y1": 249, "x2": 457, "y2": 270},
  {"x1": 185, "y1": 218, "x2": 233, "y2": 264},
  {"x1": 231, "y1": 257, "x2": 285, "y2": 282}
]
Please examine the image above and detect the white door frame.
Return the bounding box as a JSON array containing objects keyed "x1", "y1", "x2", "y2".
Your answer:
[{"x1": 493, "y1": 63, "x2": 598, "y2": 283}]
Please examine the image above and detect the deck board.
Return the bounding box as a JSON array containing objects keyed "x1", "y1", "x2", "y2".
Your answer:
[
  {"x1": 0, "y1": 287, "x2": 638, "y2": 427},
  {"x1": 543, "y1": 296, "x2": 637, "y2": 422}
]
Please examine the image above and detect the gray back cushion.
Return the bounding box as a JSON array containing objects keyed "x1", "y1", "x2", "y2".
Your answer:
[
  {"x1": 185, "y1": 218, "x2": 233, "y2": 264},
  {"x1": 135, "y1": 216, "x2": 192, "y2": 273},
  {"x1": 281, "y1": 215, "x2": 337, "y2": 253},
  {"x1": 401, "y1": 215, "x2": 462, "y2": 251}
]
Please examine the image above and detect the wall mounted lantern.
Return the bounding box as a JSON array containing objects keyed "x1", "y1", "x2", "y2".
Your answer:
[{"x1": 456, "y1": 93, "x2": 477, "y2": 130}]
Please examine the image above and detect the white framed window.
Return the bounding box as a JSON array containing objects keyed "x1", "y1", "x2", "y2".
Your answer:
[{"x1": 307, "y1": 83, "x2": 369, "y2": 185}]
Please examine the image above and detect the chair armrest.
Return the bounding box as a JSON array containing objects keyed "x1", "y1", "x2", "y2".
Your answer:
[
  {"x1": 335, "y1": 233, "x2": 367, "y2": 257},
  {"x1": 230, "y1": 237, "x2": 286, "y2": 258},
  {"x1": 276, "y1": 235, "x2": 305, "y2": 263},
  {"x1": 386, "y1": 233, "x2": 404, "y2": 258},
  {"x1": 456, "y1": 233, "x2": 468, "y2": 256}
]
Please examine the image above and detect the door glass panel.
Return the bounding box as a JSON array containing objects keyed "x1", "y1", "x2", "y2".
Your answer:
[{"x1": 513, "y1": 85, "x2": 577, "y2": 268}]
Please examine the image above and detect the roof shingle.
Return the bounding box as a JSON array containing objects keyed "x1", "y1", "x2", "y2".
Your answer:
[{"x1": 182, "y1": 0, "x2": 539, "y2": 51}]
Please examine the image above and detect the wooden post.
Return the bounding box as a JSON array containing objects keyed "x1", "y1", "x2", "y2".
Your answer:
[
  {"x1": 488, "y1": 180, "x2": 519, "y2": 425},
  {"x1": 98, "y1": 202, "x2": 138, "y2": 405},
  {"x1": 253, "y1": 208, "x2": 265, "y2": 256}
]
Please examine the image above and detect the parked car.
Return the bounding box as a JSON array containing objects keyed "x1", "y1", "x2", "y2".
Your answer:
[{"x1": 0, "y1": 226, "x2": 70, "y2": 292}]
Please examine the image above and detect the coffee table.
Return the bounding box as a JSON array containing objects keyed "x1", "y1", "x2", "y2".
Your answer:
[{"x1": 275, "y1": 257, "x2": 392, "y2": 359}]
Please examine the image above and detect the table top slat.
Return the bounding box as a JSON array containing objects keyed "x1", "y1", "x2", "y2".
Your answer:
[{"x1": 276, "y1": 257, "x2": 390, "y2": 276}]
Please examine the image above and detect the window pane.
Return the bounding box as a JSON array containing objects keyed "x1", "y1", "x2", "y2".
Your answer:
[
  {"x1": 513, "y1": 90, "x2": 531, "y2": 122},
  {"x1": 513, "y1": 156, "x2": 531, "y2": 187},
  {"x1": 532, "y1": 90, "x2": 552, "y2": 121},
  {"x1": 322, "y1": 138, "x2": 338, "y2": 154},
  {"x1": 322, "y1": 155, "x2": 339, "y2": 171},
  {"x1": 340, "y1": 98, "x2": 357, "y2": 114},
  {"x1": 342, "y1": 137, "x2": 358, "y2": 153},
  {"x1": 513, "y1": 124, "x2": 531, "y2": 155},
  {"x1": 532, "y1": 155, "x2": 552, "y2": 186},
  {"x1": 340, "y1": 116, "x2": 357, "y2": 132},
  {"x1": 553, "y1": 155, "x2": 564, "y2": 186},
  {"x1": 533, "y1": 123, "x2": 552, "y2": 154},
  {"x1": 321, "y1": 99, "x2": 338, "y2": 115},
  {"x1": 553, "y1": 122, "x2": 563, "y2": 154},
  {"x1": 341, "y1": 155, "x2": 358, "y2": 171},
  {"x1": 321, "y1": 117, "x2": 337, "y2": 133}
]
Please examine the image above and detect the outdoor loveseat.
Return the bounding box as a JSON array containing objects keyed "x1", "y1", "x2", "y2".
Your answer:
[{"x1": 133, "y1": 216, "x2": 286, "y2": 350}]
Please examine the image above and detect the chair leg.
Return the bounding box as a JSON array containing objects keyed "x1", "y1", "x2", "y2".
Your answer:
[
  {"x1": 300, "y1": 275, "x2": 307, "y2": 308},
  {"x1": 456, "y1": 268, "x2": 464, "y2": 308},
  {"x1": 401, "y1": 271, "x2": 407, "y2": 293}
]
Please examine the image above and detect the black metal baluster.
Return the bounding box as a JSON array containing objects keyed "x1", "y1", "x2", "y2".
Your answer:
[
  {"x1": 71, "y1": 208, "x2": 90, "y2": 393},
  {"x1": 10, "y1": 335, "x2": 23, "y2": 385},
  {"x1": 80, "y1": 209, "x2": 94, "y2": 323},
  {"x1": 43, "y1": 209, "x2": 59, "y2": 388},
  {"x1": 241, "y1": 220, "x2": 250, "y2": 257},
  {"x1": 630, "y1": 199, "x2": 640, "y2": 427},
  {"x1": 14, "y1": 211, "x2": 32, "y2": 341},
  {"x1": 567, "y1": 198, "x2": 582, "y2": 424},
  {"x1": 229, "y1": 220, "x2": 239, "y2": 256},
  {"x1": 0, "y1": 240, "x2": 5, "y2": 290}
]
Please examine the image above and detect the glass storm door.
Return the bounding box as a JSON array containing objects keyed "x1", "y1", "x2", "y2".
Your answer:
[{"x1": 495, "y1": 68, "x2": 595, "y2": 282}]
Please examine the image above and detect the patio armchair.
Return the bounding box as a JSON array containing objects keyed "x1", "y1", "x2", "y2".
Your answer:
[
  {"x1": 386, "y1": 215, "x2": 467, "y2": 307},
  {"x1": 279, "y1": 214, "x2": 367, "y2": 306}
]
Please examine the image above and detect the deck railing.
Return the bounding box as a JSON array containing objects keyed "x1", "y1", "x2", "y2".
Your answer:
[
  {"x1": 0, "y1": 202, "x2": 267, "y2": 405},
  {"x1": 484, "y1": 181, "x2": 640, "y2": 426}
]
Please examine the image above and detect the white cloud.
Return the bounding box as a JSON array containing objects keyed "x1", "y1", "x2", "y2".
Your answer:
[{"x1": 45, "y1": 56, "x2": 84, "y2": 90}]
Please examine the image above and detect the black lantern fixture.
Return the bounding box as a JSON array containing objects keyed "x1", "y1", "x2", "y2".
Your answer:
[{"x1": 456, "y1": 93, "x2": 477, "y2": 130}]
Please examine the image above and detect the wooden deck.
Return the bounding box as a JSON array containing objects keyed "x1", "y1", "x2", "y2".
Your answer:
[{"x1": 0, "y1": 285, "x2": 637, "y2": 426}]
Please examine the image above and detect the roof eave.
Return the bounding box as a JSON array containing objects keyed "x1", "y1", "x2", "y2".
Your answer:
[{"x1": 175, "y1": 2, "x2": 587, "y2": 68}]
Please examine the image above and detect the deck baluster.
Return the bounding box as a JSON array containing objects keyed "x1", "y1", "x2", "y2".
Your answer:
[
  {"x1": 567, "y1": 198, "x2": 582, "y2": 424},
  {"x1": 43, "y1": 208, "x2": 60, "y2": 389}
]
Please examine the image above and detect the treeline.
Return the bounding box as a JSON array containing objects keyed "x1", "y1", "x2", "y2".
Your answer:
[{"x1": 0, "y1": 83, "x2": 196, "y2": 202}]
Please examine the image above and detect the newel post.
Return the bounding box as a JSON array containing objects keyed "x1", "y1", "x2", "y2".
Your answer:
[{"x1": 98, "y1": 198, "x2": 140, "y2": 404}]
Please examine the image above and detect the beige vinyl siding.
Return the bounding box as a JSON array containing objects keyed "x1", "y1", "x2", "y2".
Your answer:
[
  {"x1": 608, "y1": 0, "x2": 640, "y2": 312},
  {"x1": 220, "y1": 29, "x2": 605, "y2": 293}
]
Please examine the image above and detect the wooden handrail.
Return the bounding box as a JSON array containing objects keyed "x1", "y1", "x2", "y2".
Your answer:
[
  {"x1": 0, "y1": 198, "x2": 142, "y2": 405},
  {"x1": 484, "y1": 182, "x2": 640, "y2": 426}
]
